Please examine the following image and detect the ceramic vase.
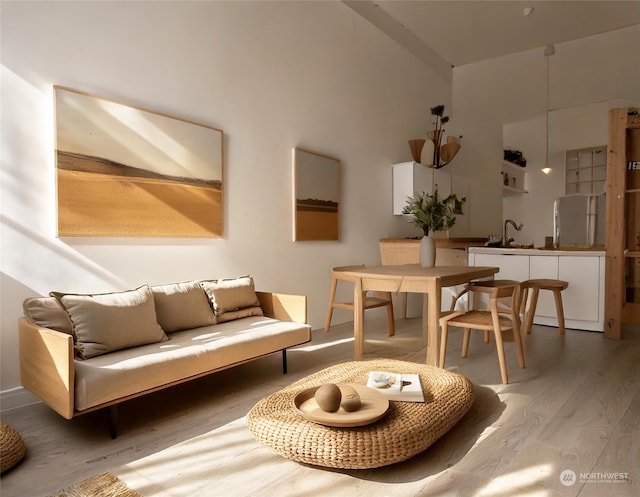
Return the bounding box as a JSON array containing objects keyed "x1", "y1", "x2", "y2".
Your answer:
[
  {"x1": 420, "y1": 138, "x2": 435, "y2": 167},
  {"x1": 419, "y1": 235, "x2": 436, "y2": 268}
]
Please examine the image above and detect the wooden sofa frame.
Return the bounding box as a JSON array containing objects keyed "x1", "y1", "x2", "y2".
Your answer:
[{"x1": 18, "y1": 291, "x2": 308, "y2": 438}]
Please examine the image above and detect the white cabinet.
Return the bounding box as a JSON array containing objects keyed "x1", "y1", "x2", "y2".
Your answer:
[
  {"x1": 559, "y1": 256, "x2": 601, "y2": 323},
  {"x1": 529, "y1": 256, "x2": 559, "y2": 318},
  {"x1": 392, "y1": 162, "x2": 470, "y2": 234},
  {"x1": 473, "y1": 253, "x2": 530, "y2": 282},
  {"x1": 392, "y1": 162, "x2": 453, "y2": 215},
  {"x1": 469, "y1": 248, "x2": 604, "y2": 332}
]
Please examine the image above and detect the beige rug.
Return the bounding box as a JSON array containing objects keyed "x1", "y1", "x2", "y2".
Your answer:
[{"x1": 48, "y1": 472, "x2": 143, "y2": 497}]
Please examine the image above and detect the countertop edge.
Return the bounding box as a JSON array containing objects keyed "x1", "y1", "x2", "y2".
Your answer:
[{"x1": 469, "y1": 247, "x2": 606, "y2": 256}]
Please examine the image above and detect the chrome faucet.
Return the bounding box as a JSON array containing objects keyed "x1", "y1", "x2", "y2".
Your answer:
[{"x1": 503, "y1": 219, "x2": 523, "y2": 247}]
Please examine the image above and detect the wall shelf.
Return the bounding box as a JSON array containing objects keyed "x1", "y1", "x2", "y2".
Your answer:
[{"x1": 501, "y1": 161, "x2": 528, "y2": 195}]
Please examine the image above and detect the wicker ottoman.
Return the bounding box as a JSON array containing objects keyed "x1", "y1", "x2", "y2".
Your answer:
[
  {"x1": 0, "y1": 423, "x2": 26, "y2": 473},
  {"x1": 247, "y1": 359, "x2": 473, "y2": 469}
]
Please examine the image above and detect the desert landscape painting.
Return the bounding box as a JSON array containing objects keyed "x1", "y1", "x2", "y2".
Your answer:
[
  {"x1": 294, "y1": 148, "x2": 340, "y2": 241},
  {"x1": 54, "y1": 87, "x2": 223, "y2": 237}
]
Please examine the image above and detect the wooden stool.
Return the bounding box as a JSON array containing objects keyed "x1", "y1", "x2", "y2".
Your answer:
[
  {"x1": 324, "y1": 265, "x2": 395, "y2": 335},
  {"x1": 521, "y1": 279, "x2": 569, "y2": 335}
]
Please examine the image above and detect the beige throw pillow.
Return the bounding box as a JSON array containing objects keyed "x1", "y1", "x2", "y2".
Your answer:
[
  {"x1": 22, "y1": 296, "x2": 73, "y2": 334},
  {"x1": 51, "y1": 285, "x2": 167, "y2": 359},
  {"x1": 200, "y1": 276, "x2": 263, "y2": 322},
  {"x1": 151, "y1": 281, "x2": 215, "y2": 332}
]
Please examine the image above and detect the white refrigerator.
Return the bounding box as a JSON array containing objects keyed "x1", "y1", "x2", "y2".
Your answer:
[{"x1": 553, "y1": 194, "x2": 606, "y2": 247}]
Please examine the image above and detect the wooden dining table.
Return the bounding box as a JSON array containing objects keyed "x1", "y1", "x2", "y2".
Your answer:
[{"x1": 338, "y1": 264, "x2": 500, "y2": 365}]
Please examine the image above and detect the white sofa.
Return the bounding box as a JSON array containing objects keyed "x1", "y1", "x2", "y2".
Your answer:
[{"x1": 19, "y1": 276, "x2": 311, "y2": 437}]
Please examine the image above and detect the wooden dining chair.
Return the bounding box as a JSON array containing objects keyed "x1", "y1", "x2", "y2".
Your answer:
[
  {"x1": 324, "y1": 265, "x2": 395, "y2": 335},
  {"x1": 439, "y1": 279, "x2": 525, "y2": 384}
]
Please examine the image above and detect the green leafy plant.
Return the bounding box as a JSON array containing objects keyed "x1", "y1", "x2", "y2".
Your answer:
[{"x1": 402, "y1": 189, "x2": 466, "y2": 236}]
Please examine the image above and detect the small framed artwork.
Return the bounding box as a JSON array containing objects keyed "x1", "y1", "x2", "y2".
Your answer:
[
  {"x1": 293, "y1": 147, "x2": 341, "y2": 241},
  {"x1": 54, "y1": 86, "x2": 223, "y2": 237}
]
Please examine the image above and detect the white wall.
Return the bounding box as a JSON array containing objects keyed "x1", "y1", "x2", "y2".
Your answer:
[
  {"x1": 1, "y1": 1, "x2": 464, "y2": 397},
  {"x1": 448, "y1": 88, "x2": 504, "y2": 239}
]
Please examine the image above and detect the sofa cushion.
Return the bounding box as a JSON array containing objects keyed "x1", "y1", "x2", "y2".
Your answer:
[
  {"x1": 151, "y1": 281, "x2": 215, "y2": 332},
  {"x1": 200, "y1": 276, "x2": 263, "y2": 322},
  {"x1": 22, "y1": 296, "x2": 73, "y2": 334},
  {"x1": 73, "y1": 316, "x2": 312, "y2": 411},
  {"x1": 51, "y1": 286, "x2": 168, "y2": 359}
]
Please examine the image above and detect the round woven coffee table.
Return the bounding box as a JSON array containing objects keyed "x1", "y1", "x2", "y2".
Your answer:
[
  {"x1": 247, "y1": 359, "x2": 473, "y2": 469},
  {"x1": 1, "y1": 423, "x2": 26, "y2": 473}
]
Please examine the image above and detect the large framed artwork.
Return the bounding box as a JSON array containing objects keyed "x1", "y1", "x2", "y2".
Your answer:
[
  {"x1": 54, "y1": 86, "x2": 223, "y2": 237},
  {"x1": 293, "y1": 147, "x2": 341, "y2": 241}
]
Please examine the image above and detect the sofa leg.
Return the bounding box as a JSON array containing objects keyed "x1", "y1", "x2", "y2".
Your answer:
[
  {"x1": 282, "y1": 349, "x2": 288, "y2": 374},
  {"x1": 108, "y1": 405, "x2": 118, "y2": 439}
]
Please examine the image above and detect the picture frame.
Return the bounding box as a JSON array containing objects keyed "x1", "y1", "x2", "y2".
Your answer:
[
  {"x1": 293, "y1": 147, "x2": 341, "y2": 241},
  {"x1": 54, "y1": 86, "x2": 223, "y2": 237}
]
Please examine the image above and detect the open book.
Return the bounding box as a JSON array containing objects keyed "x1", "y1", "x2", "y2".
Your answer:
[{"x1": 366, "y1": 371, "x2": 425, "y2": 402}]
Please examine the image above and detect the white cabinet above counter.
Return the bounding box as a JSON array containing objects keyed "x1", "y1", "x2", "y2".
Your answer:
[
  {"x1": 391, "y1": 162, "x2": 470, "y2": 234},
  {"x1": 468, "y1": 247, "x2": 605, "y2": 332}
]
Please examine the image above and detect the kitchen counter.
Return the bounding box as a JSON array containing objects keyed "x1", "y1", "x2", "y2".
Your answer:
[
  {"x1": 470, "y1": 247, "x2": 605, "y2": 257},
  {"x1": 379, "y1": 238, "x2": 488, "y2": 265},
  {"x1": 468, "y1": 247, "x2": 605, "y2": 331}
]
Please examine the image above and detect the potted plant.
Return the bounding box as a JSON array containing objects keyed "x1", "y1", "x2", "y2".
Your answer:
[{"x1": 402, "y1": 189, "x2": 466, "y2": 267}]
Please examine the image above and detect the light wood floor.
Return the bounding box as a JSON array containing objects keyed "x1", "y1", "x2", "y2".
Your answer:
[{"x1": 1, "y1": 316, "x2": 639, "y2": 497}]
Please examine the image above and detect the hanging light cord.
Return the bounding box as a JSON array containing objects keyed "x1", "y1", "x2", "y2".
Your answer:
[
  {"x1": 545, "y1": 52, "x2": 550, "y2": 168},
  {"x1": 542, "y1": 44, "x2": 554, "y2": 174}
]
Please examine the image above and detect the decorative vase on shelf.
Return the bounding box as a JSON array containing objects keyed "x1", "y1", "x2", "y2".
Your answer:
[
  {"x1": 408, "y1": 139, "x2": 425, "y2": 163},
  {"x1": 425, "y1": 131, "x2": 461, "y2": 169},
  {"x1": 439, "y1": 136, "x2": 461, "y2": 166},
  {"x1": 420, "y1": 138, "x2": 435, "y2": 166},
  {"x1": 419, "y1": 235, "x2": 436, "y2": 268}
]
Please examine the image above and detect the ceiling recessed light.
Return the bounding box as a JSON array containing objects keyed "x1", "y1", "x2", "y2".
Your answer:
[{"x1": 523, "y1": 7, "x2": 535, "y2": 16}]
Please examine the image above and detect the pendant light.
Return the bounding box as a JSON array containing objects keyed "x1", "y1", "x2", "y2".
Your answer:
[{"x1": 542, "y1": 44, "x2": 555, "y2": 175}]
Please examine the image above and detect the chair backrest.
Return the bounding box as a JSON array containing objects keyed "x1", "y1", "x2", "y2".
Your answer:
[
  {"x1": 469, "y1": 280, "x2": 521, "y2": 316},
  {"x1": 450, "y1": 279, "x2": 520, "y2": 313}
]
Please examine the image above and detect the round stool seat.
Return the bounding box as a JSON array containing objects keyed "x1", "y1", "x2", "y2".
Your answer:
[
  {"x1": 521, "y1": 279, "x2": 569, "y2": 335},
  {"x1": 1, "y1": 423, "x2": 26, "y2": 473},
  {"x1": 523, "y1": 279, "x2": 569, "y2": 290}
]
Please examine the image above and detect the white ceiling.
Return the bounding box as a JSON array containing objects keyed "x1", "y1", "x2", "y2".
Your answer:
[
  {"x1": 344, "y1": 1, "x2": 640, "y2": 123},
  {"x1": 374, "y1": 0, "x2": 640, "y2": 67}
]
